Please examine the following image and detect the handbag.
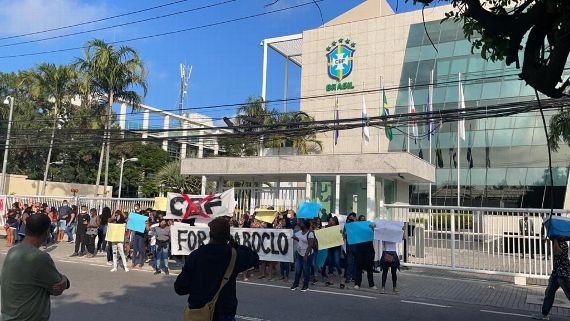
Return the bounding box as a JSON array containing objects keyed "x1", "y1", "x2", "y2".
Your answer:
[
  {"x1": 382, "y1": 252, "x2": 395, "y2": 264},
  {"x1": 183, "y1": 248, "x2": 237, "y2": 321}
]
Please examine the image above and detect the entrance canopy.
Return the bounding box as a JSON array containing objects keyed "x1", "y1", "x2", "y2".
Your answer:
[{"x1": 181, "y1": 152, "x2": 434, "y2": 183}]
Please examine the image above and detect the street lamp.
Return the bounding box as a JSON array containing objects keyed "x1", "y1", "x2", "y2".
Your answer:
[
  {"x1": 41, "y1": 160, "x2": 64, "y2": 194},
  {"x1": 118, "y1": 157, "x2": 138, "y2": 198},
  {"x1": 1, "y1": 96, "x2": 14, "y2": 195}
]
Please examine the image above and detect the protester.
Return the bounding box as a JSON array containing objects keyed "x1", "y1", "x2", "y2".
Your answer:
[
  {"x1": 291, "y1": 219, "x2": 316, "y2": 292},
  {"x1": 153, "y1": 218, "x2": 171, "y2": 275},
  {"x1": 64, "y1": 205, "x2": 77, "y2": 243},
  {"x1": 275, "y1": 214, "x2": 290, "y2": 282},
  {"x1": 354, "y1": 215, "x2": 376, "y2": 290},
  {"x1": 109, "y1": 210, "x2": 129, "y2": 272},
  {"x1": 131, "y1": 217, "x2": 148, "y2": 269},
  {"x1": 174, "y1": 217, "x2": 259, "y2": 321},
  {"x1": 70, "y1": 205, "x2": 90, "y2": 257},
  {"x1": 4, "y1": 211, "x2": 18, "y2": 247},
  {"x1": 85, "y1": 208, "x2": 99, "y2": 257},
  {"x1": 97, "y1": 206, "x2": 111, "y2": 253},
  {"x1": 16, "y1": 212, "x2": 28, "y2": 243},
  {"x1": 343, "y1": 213, "x2": 357, "y2": 283},
  {"x1": 535, "y1": 237, "x2": 570, "y2": 320},
  {"x1": 327, "y1": 216, "x2": 345, "y2": 288},
  {"x1": 47, "y1": 207, "x2": 59, "y2": 245},
  {"x1": 380, "y1": 240, "x2": 400, "y2": 294},
  {"x1": 148, "y1": 220, "x2": 160, "y2": 270},
  {"x1": 58, "y1": 200, "x2": 71, "y2": 242},
  {"x1": 257, "y1": 220, "x2": 276, "y2": 280},
  {"x1": 1, "y1": 214, "x2": 70, "y2": 321}
]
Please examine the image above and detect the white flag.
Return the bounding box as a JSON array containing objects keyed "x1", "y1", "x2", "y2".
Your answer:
[
  {"x1": 458, "y1": 77, "x2": 466, "y2": 141},
  {"x1": 408, "y1": 89, "x2": 418, "y2": 142},
  {"x1": 362, "y1": 96, "x2": 370, "y2": 145}
]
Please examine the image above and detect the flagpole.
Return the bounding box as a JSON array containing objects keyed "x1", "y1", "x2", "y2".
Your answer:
[
  {"x1": 457, "y1": 72, "x2": 461, "y2": 207},
  {"x1": 379, "y1": 76, "x2": 382, "y2": 153},
  {"x1": 407, "y1": 78, "x2": 411, "y2": 153},
  {"x1": 361, "y1": 82, "x2": 365, "y2": 154},
  {"x1": 333, "y1": 91, "x2": 338, "y2": 155},
  {"x1": 429, "y1": 70, "x2": 433, "y2": 206}
]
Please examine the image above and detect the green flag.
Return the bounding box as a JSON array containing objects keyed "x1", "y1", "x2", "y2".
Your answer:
[{"x1": 382, "y1": 90, "x2": 393, "y2": 141}]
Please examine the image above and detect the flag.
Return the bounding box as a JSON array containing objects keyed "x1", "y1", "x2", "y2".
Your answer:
[
  {"x1": 427, "y1": 77, "x2": 434, "y2": 140},
  {"x1": 466, "y1": 124, "x2": 474, "y2": 169},
  {"x1": 382, "y1": 90, "x2": 393, "y2": 141},
  {"x1": 408, "y1": 88, "x2": 418, "y2": 144},
  {"x1": 362, "y1": 96, "x2": 370, "y2": 145},
  {"x1": 458, "y1": 78, "x2": 466, "y2": 141},
  {"x1": 435, "y1": 137, "x2": 444, "y2": 168},
  {"x1": 334, "y1": 109, "x2": 340, "y2": 146}
]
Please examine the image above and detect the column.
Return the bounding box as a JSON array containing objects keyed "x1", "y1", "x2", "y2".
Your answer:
[
  {"x1": 335, "y1": 175, "x2": 341, "y2": 214},
  {"x1": 213, "y1": 136, "x2": 219, "y2": 156},
  {"x1": 305, "y1": 174, "x2": 312, "y2": 201},
  {"x1": 198, "y1": 128, "x2": 204, "y2": 158},
  {"x1": 201, "y1": 176, "x2": 207, "y2": 195},
  {"x1": 162, "y1": 115, "x2": 170, "y2": 152},
  {"x1": 142, "y1": 109, "x2": 149, "y2": 144},
  {"x1": 119, "y1": 103, "x2": 127, "y2": 138},
  {"x1": 366, "y1": 173, "x2": 376, "y2": 221},
  {"x1": 180, "y1": 121, "x2": 188, "y2": 159},
  {"x1": 261, "y1": 40, "x2": 268, "y2": 102}
]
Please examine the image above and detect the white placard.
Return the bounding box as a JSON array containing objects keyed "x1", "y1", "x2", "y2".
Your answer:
[{"x1": 374, "y1": 219, "x2": 404, "y2": 243}]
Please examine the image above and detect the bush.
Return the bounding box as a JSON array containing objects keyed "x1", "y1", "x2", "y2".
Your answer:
[{"x1": 430, "y1": 213, "x2": 473, "y2": 230}]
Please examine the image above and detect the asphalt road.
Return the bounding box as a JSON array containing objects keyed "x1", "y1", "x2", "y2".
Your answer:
[{"x1": 0, "y1": 254, "x2": 552, "y2": 321}]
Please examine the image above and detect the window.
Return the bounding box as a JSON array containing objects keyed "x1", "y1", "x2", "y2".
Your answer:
[
  {"x1": 450, "y1": 57, "x2": 468, "y2": 75},
  {"x1": 500, "y1": 80, "x2": 522, "y2": 98},
  {"x1": 481, "y1": 82, "x2": 501, "y2": 99},
  {"x1": 511, "y1": 128, "x2": 533, "y2": 146}
]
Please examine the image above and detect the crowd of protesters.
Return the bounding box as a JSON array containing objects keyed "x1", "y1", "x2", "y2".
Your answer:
[{"x1": 3, "y1": 201, "x2": 400, "y2": 293}]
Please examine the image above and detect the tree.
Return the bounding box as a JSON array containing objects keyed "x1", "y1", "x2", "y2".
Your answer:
[
  {"x1": 155, "y1": 160, "x2": 201, "y2": 194},
  {"x1": 22, "y1": 64, "x2": 77, "y2": 195},
  {"x1": 75, "y1": 39, "x2": 147, "y2": 196}
]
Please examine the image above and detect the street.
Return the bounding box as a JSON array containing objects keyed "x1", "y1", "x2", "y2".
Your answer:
[{"x1": 0, "y1": 253, "x2": 558, "y2": 321}]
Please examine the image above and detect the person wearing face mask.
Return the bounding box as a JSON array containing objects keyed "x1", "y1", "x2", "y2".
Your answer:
[
  {"x1": 70, "y1": 206, "x2": 90, "y2": 257},
  {"x1": 1, "y1": 214, "x2": 70, "y2": 321}
]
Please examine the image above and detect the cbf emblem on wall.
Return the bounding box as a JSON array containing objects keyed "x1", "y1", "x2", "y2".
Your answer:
[{"x1": 325, "y1": 38, "x2": 356, "y2": 92}]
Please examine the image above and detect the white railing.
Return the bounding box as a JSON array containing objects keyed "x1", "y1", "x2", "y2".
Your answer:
[
  {"x1": 233, "y1": 186, "x2": 305, "y2": 215},
  {"x1": 387, "y1": 204, "x2": 570, "y2": 278}
]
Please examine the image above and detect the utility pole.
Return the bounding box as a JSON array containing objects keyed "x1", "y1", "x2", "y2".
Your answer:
[{"x1": 1, "y1": 96, "x2": 14, "y2": 195}]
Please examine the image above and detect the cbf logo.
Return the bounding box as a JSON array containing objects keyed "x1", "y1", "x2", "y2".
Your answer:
[{"x1": 325, "y1": 38, "x2": 356, "y2": 92}]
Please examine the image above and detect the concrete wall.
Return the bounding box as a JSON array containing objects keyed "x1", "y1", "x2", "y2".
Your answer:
[
  {"x1": 4, "y1": 174, "x2": 111, "y2": 197},
  {"x1": 300, "y1": 4, "x2": 451, "y2": 155}
]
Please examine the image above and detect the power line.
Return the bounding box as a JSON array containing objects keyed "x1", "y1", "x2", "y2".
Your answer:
[
  {"x1": 0, "y1": 0, "x2": 195, "y2": 41},
  {"x1": 0, "y1": 0, "x2": 322, "y2": 59},
  {"x1": 0, "y1": 0, "x2": 237, "y2": 48}
]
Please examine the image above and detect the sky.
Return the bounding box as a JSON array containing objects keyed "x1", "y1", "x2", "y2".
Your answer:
[{"x1": 0, "y1": 0, "x2": 422, "y2": 128}]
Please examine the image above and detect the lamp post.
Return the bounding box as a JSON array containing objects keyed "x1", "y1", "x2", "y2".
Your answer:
[
  {"x1": 41, "y1": 160, "x2": 64, "y2": 194},
  {"x1": 118, "y1": 157, "x2": 138, "y2": 198},
  {"x1": 1, "y1": 96, "x2": 14, "y2": 195}
]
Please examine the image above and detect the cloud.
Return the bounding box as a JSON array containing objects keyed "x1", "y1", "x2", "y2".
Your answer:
[{"x1": 0, "y1": 0, "x2": 108, "y2": 38}]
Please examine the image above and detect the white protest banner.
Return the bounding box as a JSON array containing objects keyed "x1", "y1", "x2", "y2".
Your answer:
[
  {"x1": 374, "y1": 219, "x2": 404, "y2": 243},
  {"x1": 165, "y1": 189, "x2": 235, "y2": 221},
  {"x1": 171, "y1": 224, "x2": 294, "y2": 263}
]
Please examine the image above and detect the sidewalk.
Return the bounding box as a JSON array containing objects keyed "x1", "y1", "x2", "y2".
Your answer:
[{"x1": 1, "y1": 240, "x2": 569, "y2": 318}]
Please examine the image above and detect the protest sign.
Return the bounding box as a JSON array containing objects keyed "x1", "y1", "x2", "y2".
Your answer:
[
  {"x1": 254, "y1": 209, "x2": 279, "y2": 224},
  {"x1": 171, "y1": 225, "x2": 294, "y2": 262},
  {"x1": 314, "y1": 225, "x2": 343, "y2": 249},
  {"x1": 374, "y1": 219, "x2": 404, "y2": 243},
  {"x1": 106, "y1": 224, "x2": 126, "y2": 242},
  {"x1": 127, "y1": 213, "x2": 147, "y2": 233},
  {"x1": 297, "y1": 202, "x2": 321, "y2": 219},
  {"x1": 165, "y1": 189, "x2": 235, "y2": 221},
  {"x1": 345, "y1": 221, "x2": 374, "y2": 245},
  {"x1": 153, "y1": 197, "x2": 167, "y2": 211}
]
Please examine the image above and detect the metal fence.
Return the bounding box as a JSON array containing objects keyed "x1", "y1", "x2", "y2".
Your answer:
[
  {"x1": 387, "y1": 204, "x2": 570, "y2": 278},
  {"x1": 233, "y1": 186, "x2": 305, "y2": 216}
]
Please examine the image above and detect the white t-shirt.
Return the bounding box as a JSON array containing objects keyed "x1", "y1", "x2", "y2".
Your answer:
[
  {"x1": 149, "y1": 223, "x2": 159, "y2": 246},
  {"x1": 382, "y1": 241, "x2": 397, "y2": 252},
  {"x1": 295, "y1": 230, "x2": 315, "y2": 256}
]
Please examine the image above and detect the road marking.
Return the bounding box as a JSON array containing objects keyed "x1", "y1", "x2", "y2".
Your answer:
[
  {"x1": 480, "y1": 310, "x2": 533, "y2": 318},
  {"x1": 236, "y1": 315, "x2": 267, "y2": 321},
  {"x1": 58, "y1": 260, "x2": 80, "y2": 264},
  {"x1": 401, "y1": 300, "x2": 450, "y2": 308},
  {"x1": 238, "y1": 281, "x2": 376, "y2": 299}
]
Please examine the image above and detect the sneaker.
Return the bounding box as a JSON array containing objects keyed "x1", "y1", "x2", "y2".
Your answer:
[
  {"x1": 393, "y1": 288, "x2": 399, "y2": 294},
  {"x1": 106, "y1": 261, "x2": 113, "y2": 266},
  {"x1": 354, "y1": 285, "x2": 360, "y2": 290},
  {"x1": 165, "y1": 270, "x2": 170, "y2": 276},
  {"x1": 371, "y1": 286, "x2": 378, "y2": 290},
  {"x1": 154, "y1": 270, "x2": 161, "y2": 275},
  {"x1": 110, "y1": 268, "x2": 117, "y2": 272},
  {"x1": 381, "y1": 287, "x2": 386, "y2": 294},
  {"x1": 70, "y1": 253, "x2": 78, "y2": 257},
  {"x1": 290, "y1": 286, "x2": 297, "y2": 291},
  {"x1": 243, "y1": 278, "x2": 249, "y2": 281},
  {"x1": 300, "y1": 287, "x2": 308, "y2": 292},
  {"x1": 532, "y1": 315, "x2": 549, "y2": 320},
  {"x1": 86, "y1": 254, "x2": 95, "y2": 258},
  {"x1": 124, "y1": 268, "x2": 129, "y2": 272}
]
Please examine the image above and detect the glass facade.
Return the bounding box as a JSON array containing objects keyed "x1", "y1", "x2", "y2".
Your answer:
[{"x1": 389, "y1": 20, "x2": 570, "y2": 208}]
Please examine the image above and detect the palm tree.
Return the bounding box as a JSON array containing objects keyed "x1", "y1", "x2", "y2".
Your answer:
[
  {"x1": 155, "y1": 160, "x2": 201, "y2": 194},
  {"x1": 75, "y1": 39, "x2": 147, "y2": 196},
  {"x1": 23, "y1": 64, "x2": 77, "y2": 195}
]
